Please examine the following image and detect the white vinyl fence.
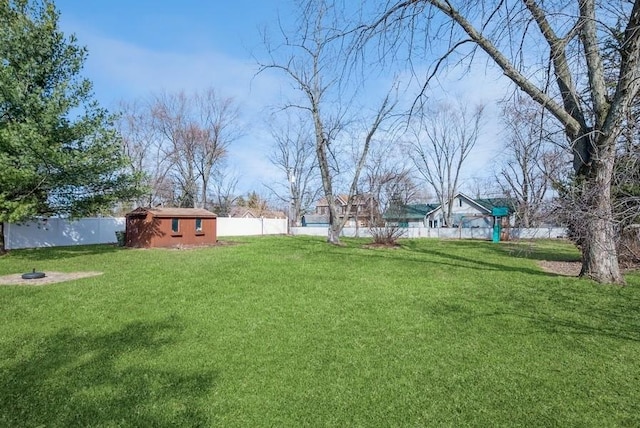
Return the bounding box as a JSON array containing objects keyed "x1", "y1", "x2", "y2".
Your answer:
[
  {"x1": 216, "y1": 217, "x2": 287, "y2": 237},
  {"x1": 4, "y1": 217, "x2": 288, "y2": 250},
  {"x1": 3, "y1": 218, "x2": 565, "y2": 250},
  {"x1": 4, "y1": 218, "x2": 126, "y2": 250},
  {"x1": 292, "y1": 226, "x2": 568, "y2": 240}
]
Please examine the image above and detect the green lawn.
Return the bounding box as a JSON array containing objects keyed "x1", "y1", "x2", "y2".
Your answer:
[{"x1": 1, "y1": 237, "x2": 639, "y2": 427}]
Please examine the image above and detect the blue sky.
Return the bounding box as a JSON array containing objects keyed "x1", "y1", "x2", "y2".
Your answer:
[
  {"x1": 56, "y1": 1, "x2": 288, "y2": 96},
  {"x1": 56, "y1": 0, "x2": 293, "y2": 194},
  {"x1": 55, "y1": 0, "x2": 509, "y2": 197}
]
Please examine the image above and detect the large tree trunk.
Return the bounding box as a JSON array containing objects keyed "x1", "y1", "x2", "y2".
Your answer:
[
  {"x1": 521, "y1": 204, "x2": 530, "y2": 228},
  {"x1": 327, "y1": 210, "x2": 342, "y2": 244},
  {"x1": 579, "y1": 144, "x2": 624, "y2": 284},
  {"x1": 201, "y1": 177, "x2": 208, "y2": 209},
  {"x1": 581, "y1": 202, "x2": 622, "y2": 283},
  {"x1": 325, "y1": 198, "x2": 346, "y2": 245},
  {"x1": 313, "y1": 103, "x2": 346, "y2": 245}
]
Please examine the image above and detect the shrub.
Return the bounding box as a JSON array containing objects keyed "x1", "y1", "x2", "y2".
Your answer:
[
  {"x1": 369, "y1": 224, "x2": 406, "y2": 245},
  {"x1": 618, "y1": 225, "x2": 640, "y2": 268}
]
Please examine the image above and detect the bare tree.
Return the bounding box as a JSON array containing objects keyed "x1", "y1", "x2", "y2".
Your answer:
[
  {"x1": 360, "y1": 142, "x2": 421, "y2": 224},
  {"x1": 192, "y1": 89, "x2": 242, "y2": 208},
  {"x1": 497, "y1": 95, "x2": 567, "y2": 227},
  {"x1": 151, "y1": 89, "x2": 240, "y2": 208},
  {"x1": 259, "y1": 0, "x2": 398, "y2": 244},
  {"x1": 266, "y1": 111, "x2": 321, "y2": 227},
  {"x1": 153, "y1": 93, "x2": 193, "y2": 208},
  {"x1": 464, "y1": 176, "x2": 500, "y2": 200},
  {"x1": 408, "y1": 101, "x2": 485, "y2": 227},
  {"x1": 613, "y1": 122, "x2": 640, "y2": 230},
  {"x1": 363, "y1": 147, "x2": 421, "y2": 244},
  {"x1": 117, "y1": 89, "x2": 240, "y2": 210},
  {"x1": 612, "y1": 139, "x2": 640, "y2": 265},
  {"x1": 116, "y1": 100, "x2": 173, "y2": 207},
  {"x1": 209, "y1": 168, "x2": 240, "y2": 216},
  {"x1": 357, "y1": 0, "x2": 640, "y2": 284}
]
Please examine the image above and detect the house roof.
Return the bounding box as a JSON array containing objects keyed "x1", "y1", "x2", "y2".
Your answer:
[
  {"x1": 316, "y1": 194, "x2": 373, "y2": 207},
  {"x1": 383, "y1": 203, "x2": 439, "y2": 220},
  {"x1": 316, "y1": 195, "x2": 345, "y2": 207},
  {"x1": 228, "y1": 207, "x2": 257, "y2": 218},
  {"x1": 228, "y1": 207, "x2": 287, "y2": 218},
  {"x1": 126, "y1": 207, "x2": 217, "y2": 218},
  {"x1": 383, "y1": 194, "x2": 518, "y2": 220},
  {"x1": 449, "y1": 192, "x2": 494, "y2": 214},
  {"x1": 474, "y1": 197, "x2": 517, "y2": 213}
]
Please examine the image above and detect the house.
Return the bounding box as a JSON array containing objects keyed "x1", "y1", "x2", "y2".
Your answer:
[
  {"x1": 125, "y1": 207, "x2": 217, "y2": 248},
  {"x1": 313, "y1": 194, "x2": 378, "y2": 227},
  {"x1": 383, "y1": 203, "x2": 439, "y2": 227},
  {"x1": 228, "y1": 207, "x2": 286, "y2": 219},
  {"x1": 383, "y1": 193, "x2": 515, "y2": 228},
  {"x1": 428, "y1": 193, "x2": 515, "y2": 228}
]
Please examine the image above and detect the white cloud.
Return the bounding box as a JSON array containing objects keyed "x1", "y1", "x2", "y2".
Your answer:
[
  {"x1": 69, "y1": 26, "x2": 292, "y2": 194},
  {"x1": 81, "y1": 34, "x2": 281, "y2": 106}
]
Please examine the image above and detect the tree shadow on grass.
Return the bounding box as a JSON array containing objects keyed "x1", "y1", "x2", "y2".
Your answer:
[
  {"x1": 401, "y1": 239, "x2": 581, "y2": 262},
  {"x1": 429, "y1": 279, "x2": 640, "y2": 343},
  {"x1": 512, "y1": 286, "x2": 640, "y2": 343},
  {"x1": 0, "y1": 318, "x2": 217, "y2": 427},
  {"x1": 497, "y1": 242, "x2": 581, "y2": 262},
  {"x1": 415, "y1": 287, "x2": 640, "y2": 344},
  {"x1": 391, "y1": 241, "x2": 560, "y2": 278},
  {"x1": 465, "y1": 239, "x2": 580, "y2": 262},
  {"x1": 430, "y1": 248, "x2": 559, "y2": 277},
  {"x1": 524, "y1": 311, "x2": 640, "y2": 343}
]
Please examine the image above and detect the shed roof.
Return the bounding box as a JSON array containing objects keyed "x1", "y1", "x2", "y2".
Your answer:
[{"x1": 126, "y1": 207, "x2": 217, "y2": 218}]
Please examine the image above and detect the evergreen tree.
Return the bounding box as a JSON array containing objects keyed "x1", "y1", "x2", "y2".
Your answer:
[{"x1": 0, "y1": 0, "x2": 142, "y2": 252}]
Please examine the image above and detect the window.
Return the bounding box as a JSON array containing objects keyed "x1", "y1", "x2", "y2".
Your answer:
[
  {"x1": 458, "y1": 198, "x2": 463, "y2": 207},
  {"x1": 171, "y1": 218, "x2": 179, "y2": 233},
  {"x1": 195, "y1": 218, "x2": 203, "y2": 232}
]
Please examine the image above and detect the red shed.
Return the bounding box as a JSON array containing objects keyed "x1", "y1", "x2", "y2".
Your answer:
[{"x1": 125, "y1": 207, "x2": 217, "y2": 248}]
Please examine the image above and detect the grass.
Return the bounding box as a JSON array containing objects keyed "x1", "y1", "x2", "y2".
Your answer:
[{"x1": 1, "y1": 236, "x2": 639, "y2": 427}]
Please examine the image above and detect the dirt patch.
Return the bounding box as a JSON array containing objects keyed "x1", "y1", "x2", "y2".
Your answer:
[
  {"x1": 536, "y1": 260, "x2": 640, "y2": 277},
  {"x1": 363, "y1": 243, "x2": 403, "y2": 250},
  {"x1": 130, "y1": 240, "x2": 242, "y2": 251},
  {"x1": 0, "y1": 271, "x2": 103, "y2": 286},
  {"x1": 180, "y1": 240, "x2": 241, "y2": 249},
  {"x1": 537, "y1": 260, "x2": 581, "y2": 277}
]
